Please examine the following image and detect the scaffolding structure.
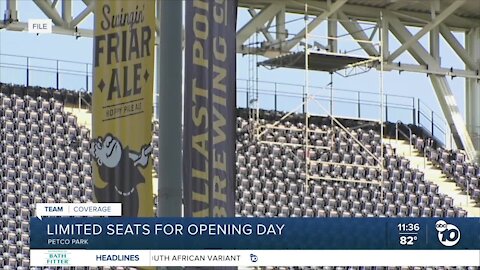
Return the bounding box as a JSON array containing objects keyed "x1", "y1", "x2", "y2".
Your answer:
[{"x1": 250, "y1": 1, "x2": 386, "y2": 196}]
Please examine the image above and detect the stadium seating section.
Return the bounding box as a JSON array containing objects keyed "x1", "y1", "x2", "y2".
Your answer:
[
  {"x1": 233, "y1": 117, "x2": 469, "y2": 218},
  {"x1": 413, "y1": 136, "x2": 480, "y2": 203},
  {"x1": 0, "y1": 84, "x2": 478, "y2": 269}
]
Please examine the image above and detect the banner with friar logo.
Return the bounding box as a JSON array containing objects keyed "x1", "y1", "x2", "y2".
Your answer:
[
  {"x1": 92, "y1": 0, "x2": 154, "y2": 217},
  {"x1": 184, "y1": 0, "x2": 238, "y2": 218}
]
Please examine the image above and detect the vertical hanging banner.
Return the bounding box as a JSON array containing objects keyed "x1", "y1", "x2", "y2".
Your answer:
[
  {"x1": 92, "y1": 0, "x2": 155, "y2": 217},
  {"x1": 184, "y1": 0, "x2": 238, "y2": 217}
]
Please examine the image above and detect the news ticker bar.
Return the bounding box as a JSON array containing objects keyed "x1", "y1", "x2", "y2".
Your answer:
[
  {"x1": 31, "y1": 218, "x2": 480, "y2": 250},
  {"x1": 30, "y1": 250, "x2": 480, "y2": 267}
]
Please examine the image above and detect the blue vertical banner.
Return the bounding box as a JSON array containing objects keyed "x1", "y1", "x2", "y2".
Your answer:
[{"x1": 184, "y1": 0, "x2": 238, "y2": 217}]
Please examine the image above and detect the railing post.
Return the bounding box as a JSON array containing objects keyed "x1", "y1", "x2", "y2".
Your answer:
[
  {"x1": 385, "y1": 94, "x2": 388, "y2": 122},
  {"x1": 329, "y1": 86, "x2": 333, "y2": 115},
  {"x1": 395, "y1": 121, "x2": 400, "y2": 151},
  {"x1": 412, "y1": 97, "x2": 416, "y2": 126},
  {"x1": 302, "y1": 86, "x2": 305, "y2": 114},
  {"x1": 274, "y1": 82, "x2": 277, "y2": 112},
  {"x1": 357, "y1": 92, "x2": 361, "y2": 118},
  {"x1": 431, "y1": 110, "x2": 434, "y2": 136},
  {"x1": 417, "y1": 99, "x2": 421, "y2": 125},
  {"x1": 56, "y1": 60, "x2": 59, "y2": 90},
  {"x1": 86, "y1": 64, "x2": 89, "y2": 92},
  {"x1": 26, "y1": 57, "x2": 29, "y2": 87}
]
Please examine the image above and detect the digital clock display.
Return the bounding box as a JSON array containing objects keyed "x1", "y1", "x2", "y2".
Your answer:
[{"x1": 397, "y1": 223, "x2": 420, "y2": 232}]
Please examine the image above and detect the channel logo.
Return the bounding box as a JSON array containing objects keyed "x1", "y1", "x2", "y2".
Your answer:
[{"x1": 435, "y1": 220, "x2": 461, "y2": 247}]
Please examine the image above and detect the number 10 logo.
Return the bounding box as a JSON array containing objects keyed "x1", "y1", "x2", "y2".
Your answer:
[{"x1": 435, "y1": 220, "x2": 461, "y2": 247}]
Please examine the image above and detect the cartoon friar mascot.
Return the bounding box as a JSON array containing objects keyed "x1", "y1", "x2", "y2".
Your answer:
[{"x1": 90, "y1": 134, "x2": 152, "y2": 217}]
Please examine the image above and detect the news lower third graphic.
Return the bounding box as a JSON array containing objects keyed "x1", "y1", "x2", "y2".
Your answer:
[{"x1": 29, "y1": 205, "x2": 480, "y2": 267}]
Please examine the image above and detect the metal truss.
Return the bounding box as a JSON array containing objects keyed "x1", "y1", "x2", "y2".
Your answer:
[
  {"x1": 1, "y1": 0, "x2": 160, "y2": 39},
  {"x1": 235, "y1": 0, "x2": 480, "y2": 161},
  {"x1": 1, "y1": 0, "x2": 480, "y2": 160}
]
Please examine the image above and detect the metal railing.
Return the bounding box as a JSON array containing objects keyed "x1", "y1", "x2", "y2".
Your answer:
[
  {"x1": 417, "y1": 99, "x2": 450, "y2": 147},
  {"x1": 0, "y1": 53, "x2": 454, "y2": 146},
  {"x1": 0, "y1": 53, "x2": 92, "y2": 92},
  {"x1": 395, "y1": 120, "x2": 412, "y2": 156},
  {"x1": 237, "y1": 78, "x2": 417, "y2": 124}
]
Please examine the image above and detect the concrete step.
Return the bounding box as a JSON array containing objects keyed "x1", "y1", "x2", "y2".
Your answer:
[{"x1": 64, "y1": 107, "x2": 92, "y2": 129}]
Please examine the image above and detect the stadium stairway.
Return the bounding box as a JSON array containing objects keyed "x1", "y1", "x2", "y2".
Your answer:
[
  {"x1": 63, "y1": 107, "x2": 92, "y2": 128},
  {"x1": 390, "y1": 139, "x2": 480, "y2": 217}
]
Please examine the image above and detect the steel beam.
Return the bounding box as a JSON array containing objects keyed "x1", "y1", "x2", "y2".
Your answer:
[
  {"x1": 276, "y1": 6, "x2": 287, "y2": 45},
  {"x1": 440, "y1": 24, "x2": 477, "y2": 71},
  {"x1": 284, "y1": 0, "x2": 347, "y2": 51},
  {"x1": 247, "y1": 8, "x2": 274, "y2": 43},
  {"x1": 70, "y1": 1, "x2": 94, "y2": 28},
  {"x1": 4, "y1": 0, "x2": 18, "y2": 22},
  {"x1": 430, "y1": 0, "x2": 440, "y2": 63},
  {"x1": 32, "y1": 0, "x2": 64, "y2": 26},
  {"x1": 327, "y1": 0, "x2": 337, "y2": 53},
  {"x1": 338, "y1": 11, "x2": 379, "y2": 57},
  {"x1": 62, "y1": 0, "x2": 72, "y2": 26},
  {"x1": 465, "y1": 27, "x2": 480, "y2": 160},
  {"x1": 381, "y1": 12, "x2": 389, "y2": 59},
  {"x1": 386, "y1": 0, "x2": 415, "y2": 11},
  {"x1": 384, "y1": 63, "x2": 480, "y2": 80},
  {"x1": 236, "y1": 2, "x2": 283, "y2": 50},
  {"x1": 388, "y1": 0, "x2": 465, "y2": 62},
  {"x1": 239, "y1": 0, "x2": 480, "y2": 30},
  {"x1": 389, "y1": 13, "x2": 476, "y2": 160},
  {"x1": 0, "y1": 21, "x2": 93, "y2": 36}
]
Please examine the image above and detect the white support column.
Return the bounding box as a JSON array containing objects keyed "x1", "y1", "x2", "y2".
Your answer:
[
  {"x1": 338, "y1": 11, "x2": 379, "y2": 56},
  {"x1": 465, "y1": 26, "x2": 480, "y2": 160},
  {"x1": 276, "y1": 7, "x2": 286, "y2": 50},
  {"x1": 440, "y1": 24, "x2": 476, "y2": 70},
  {"x1": 381, "y1": 12, "x2": 389, "y2": 59},
  {"x1": 327, "y1": 0, "x2": 337, "y2": 53},
  {"x1": 4, "y1": 0, "x2": 18, "y2": 22},
  {"x1": 388, "y1": 0, "x2": 465, "y2": 62},
  {"x1": 429, "y1": 75, "x2": 476, "y2": 159},
  {"x1": 389, "y1": 13, "x2": 476, "y2": 160},
  {"x1": 70, "y1": 1, "x2": 94, "y2": 28},
  {"x1": 285, "y1": 0, "x2": 347, "y2": 51},
  {"x1": 32, "y1": 0, "x2": 64, "y2": 26},
  {"x1": 430, "y1": 0, "x2": 440, "y2": 64},
  {"x1": 247, "y1": 9, "x2": 274, "y2": 43},
  {"x1": 62, "y1": 0, "x2": 72, "y2": 27},
  {"x1": 236, "y1": 2, "x2": 283, "y2": 50}
]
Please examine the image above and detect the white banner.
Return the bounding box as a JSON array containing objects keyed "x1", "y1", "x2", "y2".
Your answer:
[
  {"x1": 27, "y1": 19, "x2": 52, "y2": 33},
  {"x1": 30, "y1": 250, "x2": 480, "y2": 267}
]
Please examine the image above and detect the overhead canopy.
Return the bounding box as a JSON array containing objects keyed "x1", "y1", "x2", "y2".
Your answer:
[
  {"x1": 239, "y1": 0, "x2": 480, "y2": 30},
  {"x1": 259, "y1": 51, "x2": 376, "y2": 73}
]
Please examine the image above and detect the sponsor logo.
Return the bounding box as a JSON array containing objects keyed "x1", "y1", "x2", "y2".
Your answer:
[
  {"x1": 435, "y1": 220, "x2": 461, "y2": 247},
  {"x1": 250, "y1": 254, "x2": 258, "y2": 263},
  {"x1": 45, "y1": 250, "x2": 70, "y2": 266}
]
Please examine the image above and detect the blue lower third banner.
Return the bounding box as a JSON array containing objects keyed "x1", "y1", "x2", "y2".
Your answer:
[{"x1": 30, "y1": 218, "x2": 480, "y2": 267}]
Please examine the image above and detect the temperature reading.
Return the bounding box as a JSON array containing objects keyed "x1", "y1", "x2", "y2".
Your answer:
[{"x1": 399, "y1": 236, "x2": 417, "y2": 246}]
